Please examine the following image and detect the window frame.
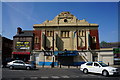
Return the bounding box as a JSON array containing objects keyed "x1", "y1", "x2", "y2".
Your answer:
[
  {"x1": 92, "y1": 36, "x2": 96, "y2": 43},
  {"x1": 78, "y1": 30, "x2": 85, "y2": 37},
  {"x1": 61, "y1": 31, "x2": 70, "y2": 38},
  {"x1": 46, "y1": 30, "x2": 53, "y2": 37},
  {"x1": 35, "y1": 36, "x2": 39, "y2": 44}
]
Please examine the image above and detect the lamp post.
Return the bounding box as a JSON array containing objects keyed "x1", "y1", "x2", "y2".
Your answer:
[
  {"x1": 52, "y1": 30, "x2": 55, "y2": 68},
  {"x1": 42, "y1": 49, "x2": 45, "y2": 68}
]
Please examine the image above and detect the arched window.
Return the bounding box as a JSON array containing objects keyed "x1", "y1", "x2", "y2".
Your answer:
[{"x1": 35, "y1": 36, "x2": 39, "y2": 43}]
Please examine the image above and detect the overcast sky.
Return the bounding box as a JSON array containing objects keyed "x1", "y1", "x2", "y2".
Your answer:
[{"x1": 1, "y1": 2, "x2": 119, "y2": 42}]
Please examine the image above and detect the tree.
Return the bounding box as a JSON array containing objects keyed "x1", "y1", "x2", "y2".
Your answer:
[{"x1": 100, "y1": 41, "x2": 108, "y2": 44}]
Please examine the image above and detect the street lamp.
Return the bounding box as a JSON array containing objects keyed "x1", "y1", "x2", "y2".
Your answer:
[
  {"x1": 52, "y1": 30, "x2": 55, "y2": 68},
  {"x1": 42, "y1": 49, "x2": 45, "y2": 68}
]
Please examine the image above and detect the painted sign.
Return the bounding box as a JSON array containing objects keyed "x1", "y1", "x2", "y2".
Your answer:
[{"x1": 16, "y1": 41, "x2": 30, "y2": 49}]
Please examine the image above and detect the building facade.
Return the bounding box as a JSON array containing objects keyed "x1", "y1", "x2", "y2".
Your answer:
[
  {"x1": 99, "y1": 42, "x2": 120, "y2": 65},
  {"x1": 12, "y1": 27, "x2": 34, "y2": 62},
  {"x1": 0, "y1": 35, "x2": 13, "y2": 66},
  {"x1": 32, "y1": 12, "x2": 100, "y2": 66}
]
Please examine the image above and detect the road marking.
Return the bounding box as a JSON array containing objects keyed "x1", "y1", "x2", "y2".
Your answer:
[
  {"x1": 70, "y1": 75, "x2": 80, "y2": 78},
  {"x1": 20, "y1": 77, "x2": 25, "y2": 80},
  {"x1": 40, "y1": 76, "x2": 49, "y2": 79},
  {"x1": 30, "y1": 77, "x2": 38, "y2": 79},
  {"x1": 51, "y1": 76, "x2": 60, "y2": 78},
  {"x1": 74, "y1": 76, "x2": 79, "y2": 78},
  {"x1": 61, "y1": 76, "x2": 70, "y2": 78}
]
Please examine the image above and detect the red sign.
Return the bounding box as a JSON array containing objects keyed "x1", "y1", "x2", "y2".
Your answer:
[{"x1": 12, "y1": 52, "x2": 30, "y2": 55}]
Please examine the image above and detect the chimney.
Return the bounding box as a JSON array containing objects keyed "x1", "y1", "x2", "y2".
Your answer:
[{"x1": 17, "y1": 27, "x2": 22, "y2": 34}]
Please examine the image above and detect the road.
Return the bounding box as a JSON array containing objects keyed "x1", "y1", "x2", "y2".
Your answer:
[{"x1": 2, "y1": 67, "x2": 120, "y2": 80}]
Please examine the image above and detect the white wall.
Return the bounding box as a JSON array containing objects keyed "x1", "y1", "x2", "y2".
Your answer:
[{"x1": 98, "y1": 51, "x2": 113, "y2": 65}]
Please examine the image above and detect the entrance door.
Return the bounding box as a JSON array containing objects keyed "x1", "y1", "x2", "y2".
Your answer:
[{"x1": 58, "y1": 56, "x2": 73, "y2": 65}]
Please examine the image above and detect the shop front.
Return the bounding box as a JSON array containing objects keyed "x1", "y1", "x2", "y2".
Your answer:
[
  {"x1": 32, "y1": 50, "x2": 86, "y2": 67},
  {"x1": 12, "y1": 52, "x2": 30, "y2": 62},
  {"x1": 54, "y1": 51, "x2": 85, "y2": 66}
]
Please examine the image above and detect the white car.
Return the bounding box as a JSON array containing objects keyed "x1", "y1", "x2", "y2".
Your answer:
[
  {"x1": 80, "y1": 62, "x2": 119, "y2": 76},
  {"x1": 7, "y1": 60, "x2": 36, "y2": 70}
]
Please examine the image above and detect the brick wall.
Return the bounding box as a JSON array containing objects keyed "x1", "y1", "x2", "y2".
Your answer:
[
  {"x1": 89, "y1": 29, "x2": 100, "y2": 49},
  {"x1": 33, "y1": 30, "x2": 42, "y2": 50}
]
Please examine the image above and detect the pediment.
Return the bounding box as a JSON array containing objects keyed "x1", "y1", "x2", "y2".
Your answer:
[{"x1": 34, "y1": 12, "x2": 98, "y2": 27}]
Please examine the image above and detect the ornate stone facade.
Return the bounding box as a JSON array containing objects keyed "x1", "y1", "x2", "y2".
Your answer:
[{"x1": 33, "y1": 12, "x2": 99, "y2": 51}]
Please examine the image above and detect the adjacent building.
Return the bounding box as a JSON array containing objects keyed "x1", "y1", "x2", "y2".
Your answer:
[
  {"x1": 12, "y1": 27, "x2": 34, "y2": 62},
  {"x1": 99, "y1": 42, "x2": 120, "y2": 65},
  {"x1": 0, "y1": 35, "x2": 13, "y2": 65}
]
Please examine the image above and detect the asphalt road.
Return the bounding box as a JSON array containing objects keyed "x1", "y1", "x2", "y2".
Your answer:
[{"x1": 2, "y1": 67, "x2": 120, "y2": 80}]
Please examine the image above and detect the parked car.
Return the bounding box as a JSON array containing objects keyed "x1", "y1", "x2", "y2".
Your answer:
[
  {"x1": 2, "y1": 58, "x2": 15, "y2": 68},
  {"x1": 7, "y1": 60, "x2": 36, "y2": 70},
  {"x1": 80, "y1": 62, "x2": 119, "y2": 76}
]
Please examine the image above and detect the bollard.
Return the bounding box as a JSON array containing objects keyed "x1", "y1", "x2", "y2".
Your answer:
[
  {"x1": 42, "y1": 64, "x2": 44, "y2": 68},
  {"x1": 60, "y1": 64, "x2": 61, "y2": 68},
  {"x1": 76, "y1": 66, "x2": 78, "y2": 68},
  {"x1": 68, "y1": 65, "x2": 70, "y2": 68},
  {"x1": 51, "y1": 62, "x2": 54, "y2": 68},
  {"x1": 108, "y1": 62, "x2": 109, "y2": 66}
]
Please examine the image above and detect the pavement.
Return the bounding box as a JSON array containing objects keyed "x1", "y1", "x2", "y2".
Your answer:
[
  {"x1": 36, "y1": 65, "x2": 81, "y2": 69},
  {"x1": 111, "y1": 65, "x2": 120, "y2": 67},
  {"x1": 35, "y1": 65, "x2": 120, "y2": 69}
]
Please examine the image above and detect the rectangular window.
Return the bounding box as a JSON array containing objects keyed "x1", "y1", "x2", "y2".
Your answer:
[
  {"x1": 78, "y1": 30, "x2": 85, "y2": 37},
  {"x1": 46, "y1": 30, "x2": 53, "y2": 37},
  {"x1": 61, "y1": 31, "x2": 70, "y2": 38}
]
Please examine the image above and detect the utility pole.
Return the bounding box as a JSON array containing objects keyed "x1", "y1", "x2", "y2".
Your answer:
[{"x1": 52, "y1": 30, "x2": 55, "y2": 68}]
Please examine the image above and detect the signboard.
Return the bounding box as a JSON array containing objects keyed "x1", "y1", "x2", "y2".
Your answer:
[
  {"x1": 58, "y1": 53, "x2": 78, "y2": 56},
  {"x1": 16, "y1": 41, "x2": 30, "y2": 50},
  {"x1": 44, "y1": 51, "x2": 52, "y2": 56},
  {"x1": 113, "y1": 48, "x2": 120, "y2": 64}
]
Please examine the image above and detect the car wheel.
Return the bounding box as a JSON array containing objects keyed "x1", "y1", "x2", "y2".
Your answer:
[
  {"x1": 9, "y1": 66, "x2": 14, "y2": 70},
  {"x1": 102, "y1": 70, "x2": 109, "y2": 77},
  {"x1": 83, "y1": 69, "x2": 88, "y2": 74},
  {"x1": 26, "y1": 66, "x2": 31, "y2": 70}
]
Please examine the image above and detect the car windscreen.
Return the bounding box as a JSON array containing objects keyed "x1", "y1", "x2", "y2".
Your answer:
[{"x1": 99, "y1": 63, "x2": 108, "y2": 67}]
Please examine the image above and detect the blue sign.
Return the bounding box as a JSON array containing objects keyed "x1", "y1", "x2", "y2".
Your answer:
[{"x1": 54, "y1": 51, "x2": 78, "y2": 56}]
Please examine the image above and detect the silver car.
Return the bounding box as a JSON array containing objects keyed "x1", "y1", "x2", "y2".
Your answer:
[{"x1": 7, "y1": 60, "x2": 36, "y2": 70}]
